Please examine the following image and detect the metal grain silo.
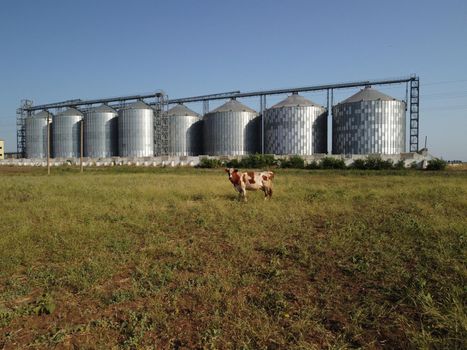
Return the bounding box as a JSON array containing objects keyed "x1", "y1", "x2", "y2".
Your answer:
[
  {"x1": 118, "y1": 101, "x2": 154, "y2": 157},
  {"x1": 25, "y1": 110, "x2": 52, "y2": 158},
  {"x1": 332, "y1": 86, "x2": 406, "y2": 155},
  {"x1": 167, "y1": 104, "x2": 202, "y2": 156},
  {"x1": 53, "y1": 108, "x2": 83, "y2": 158},
  {"x1": 84, "y1": 104, "x2": 118, "y2": 158},
  {"x1": 264, "y1": 93, "x2": 327, "y2": 155},
  {"x1": 203, "y1": 99, "x2": 259, "y2": 156}
]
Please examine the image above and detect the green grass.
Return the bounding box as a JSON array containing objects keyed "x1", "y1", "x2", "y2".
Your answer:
[{"x1": 0, "y1": 167, "x2": 466, "y2": 349}]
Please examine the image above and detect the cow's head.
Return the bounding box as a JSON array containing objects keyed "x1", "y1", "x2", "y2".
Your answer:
[{"x1": 225, "y1": 168, "x2": 239, "y2": 181}]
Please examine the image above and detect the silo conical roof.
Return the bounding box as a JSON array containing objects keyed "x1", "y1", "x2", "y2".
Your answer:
[
  {"x1": 339, "y1": 86, "x2": 398, "y2": 104},
  {"x1": 270, "y1": 93, "x2": 324, "y2": 109},
  {"x1": 33, "y1": 110, "x2": 52, "y2": 118},
  {"x1": 57, "y1": 107, "x2": 83, "y2": 117},
  {"x1": 167, "y1": 104, "x2": 200, "y2": 117},
  {"x1": 121, "y1": 100, "x2": 152, "y2": 110},
  {"x1": 92, "y1": 104, "x2": 117, "y2": 113},
  {"x1": 209, "y1": 99, "x2": 257, "y2": 114}
]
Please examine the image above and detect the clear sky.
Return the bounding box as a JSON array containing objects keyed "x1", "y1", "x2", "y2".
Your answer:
[{"x1": 1, "y1": 0, "x2": 466, "y2": 159}]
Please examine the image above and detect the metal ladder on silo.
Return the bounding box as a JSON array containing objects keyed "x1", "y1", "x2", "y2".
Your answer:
[
  {"x1": 154, "y1": 93, "x2": 169, "y2": 156},
  {"x1": 16, "y1": 99, "x2": 33, "y2": 158},
  {"x1": 409, "y1": 76, "x2": 420, "y2": 152}
]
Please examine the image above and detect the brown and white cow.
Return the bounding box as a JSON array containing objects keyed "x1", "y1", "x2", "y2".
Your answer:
[{"x1": 225, "y1": 168, "x2": 274, "y2": 201}]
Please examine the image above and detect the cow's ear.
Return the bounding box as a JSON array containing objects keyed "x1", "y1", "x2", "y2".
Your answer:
[
  {"x1": 224, "y1": 168, "x2": 229, "y2": 173},
  {"x1": 234, "y1": 168, "x2": 239, "y2": 173}
]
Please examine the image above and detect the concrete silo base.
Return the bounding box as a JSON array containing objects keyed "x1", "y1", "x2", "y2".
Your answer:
[{"x1": 0, "y1": 150, "x2": 436, "y2": 169}]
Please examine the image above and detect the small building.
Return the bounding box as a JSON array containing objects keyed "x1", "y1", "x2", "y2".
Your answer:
[
  {"x1": 4, "y1": 152, "x2": 20, "y2": 159},
  {"x1": 0, "y1": 139, "x2": 4, "y2": 160}
]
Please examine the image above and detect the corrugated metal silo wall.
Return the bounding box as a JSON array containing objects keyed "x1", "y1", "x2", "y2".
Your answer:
[
  {"x1": 84, "y1": 110, "x2": 118, "y2": 158},
  {"x1": 168, "y1": 115, "x2": 203, "y2": 156},
  {"x1": 25, "y1": 116, "x2": 50, "y2": 158},
  {"x1": 203, "y1": 111, "x2": 259, "y2": 156},
  {"x1": 118, "y1": 108, "x2": 154, "y2": 157},
  {"x1": 264, "y1": 106, "x2": 327, "y2": 155},
  {"x1": 332, "y1": 100, "x2": 406, "y2": 154},
  {"x1": 52, "y1": 114, "x2": 82, "y2": 158}
]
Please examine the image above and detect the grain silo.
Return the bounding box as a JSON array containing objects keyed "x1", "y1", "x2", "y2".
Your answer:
[
  {"x1": 84, "y1": 104, "x2": 118, "y2": 158},
  {"x1": 332, "y1": 86, "x2": 406, "y2": 155},
  {"x1": 118, "y1": 101, "x2": 154, "y2": 157},
  {"x1": 167, "y1": 104, "x2": 202, "y2": 156},
  {"x1": 264, "y1": 93, "x2": 327, "y2": 155},
  {"x1": 203, "y1": 99, "x2": 259, "y2": 156},
  {"x1": 53, "y1": 108, "x2": 83, "y2": 158},
  {"x1": 25, "y1": 110, "x2": 52, "y2": 158}
]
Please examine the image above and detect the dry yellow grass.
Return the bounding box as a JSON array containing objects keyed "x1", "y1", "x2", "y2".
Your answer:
[{"x1": 447, "y1": 163, "x2": 467, "y2": 171}]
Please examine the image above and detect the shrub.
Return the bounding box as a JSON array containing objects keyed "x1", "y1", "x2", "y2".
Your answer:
[
  {"x1": 365, "y1": 156, "x2": 394, "y2": 170},
  {"x1": 198, "y1": 158, "x2": 223, "y2": 168},
  {"x1": 225, "y1": 159, "x2": 240, "y2": 168},
  {"x1": 280, "y1": 155, "x2": 305, "y2": 169},
  {"x1": 410, "y1": 161, "x2": 419, "y2": 169},
  {"x1": 426, "y1": 158, "x2": 447, "y2": 170},
  {"x1": 321, "y1": 157, "x2": 346, "y2": 169},
  {"x1": 352, "y1": 159, "x2": 367, "y2": 170},
  {"x1": 208, "y1": 154, "x2": 277, "y2": 169},
  {"x1": 352, "y1": 156, "x2": 398, "y2": 170},
  {"x1": 394, "y1": 160, "x2": 406, "y2": 170},
  {"x1": 240, "y1": 154, "x2": 276, "y2": 168},
  {"x1": 305, "y1": 160, "x2": 320, "y2": 170}
]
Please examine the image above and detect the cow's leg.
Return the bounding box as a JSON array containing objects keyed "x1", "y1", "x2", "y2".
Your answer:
[
  {"x1": 261, "y1": 181, "x2": 272, "y2": 200},
  {"x1": 262, "y1": 186, "x2": 268, "y2": 200},
  {"x1": 235, "y1": 187, "x2": 242, "y2": 201},
  {"x1": 264, "y1": 183, "x2": 273, "y2": 199},
  {"x1": 241, "y1": 185, "x2": 247, "y2": 202}
]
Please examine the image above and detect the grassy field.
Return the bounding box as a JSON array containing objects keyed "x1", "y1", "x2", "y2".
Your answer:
[{"x1": 0, "y1": 166, "x2": 466, "y2": 349}]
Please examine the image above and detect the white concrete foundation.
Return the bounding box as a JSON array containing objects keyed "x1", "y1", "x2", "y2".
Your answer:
[{"x1": 0, "y1": 152, "x2": 434, "y2": 169}]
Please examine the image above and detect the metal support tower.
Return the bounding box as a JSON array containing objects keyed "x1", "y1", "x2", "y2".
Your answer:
[
  {"x1": 325, "y1": 89, "x2": 334, "y2": 154},
  {"x1": 154, "y1": 93, "x2": 169, "y2": 156},
  {"x1": 329, "y1": 89, "x2": 334, "y2": 155},
  {"x1": 203, "y1": 101, "x2": 209, "y2": 115},
  {"x1": 409, "y1": 76, "x2": 420, "y2": 152},
  {"x1": 16, "y1": 99, "x2": 33, "y2": 157},
  {"x1": 259, "y1": 95, "x2": 266, "y2": 154}
]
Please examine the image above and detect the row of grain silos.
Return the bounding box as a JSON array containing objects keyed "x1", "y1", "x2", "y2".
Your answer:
[
  {"x1": 25, "y1": 101, "x2": 203, "y2": 159},
  {"x1": 202, "y1": 86, "x2": 405, "y2": 156},
  {"x1": 202, "y1": 87, "x2": 406, "y2": 155},
  {"x1": 24, "y1": 86, "x2": 406, "y2": 158}
]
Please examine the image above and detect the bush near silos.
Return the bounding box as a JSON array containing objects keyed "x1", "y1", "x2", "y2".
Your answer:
[
  {"x1": 226, "y1": 154, "x2": 276, "y2": 168},
  {"x1": 351, "y1": 156, "x2": 396, "y2": 170},
  {"x1": 197, "y1": 154, "x2": 443, "y2": 171},
  {"x1": 426, "y1": 158, "x2": 447, "y2": 170}
]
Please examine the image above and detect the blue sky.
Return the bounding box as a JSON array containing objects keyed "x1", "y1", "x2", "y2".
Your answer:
[{"x1": 1, "y1": 0, "x2": 466, "y2": 159}]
